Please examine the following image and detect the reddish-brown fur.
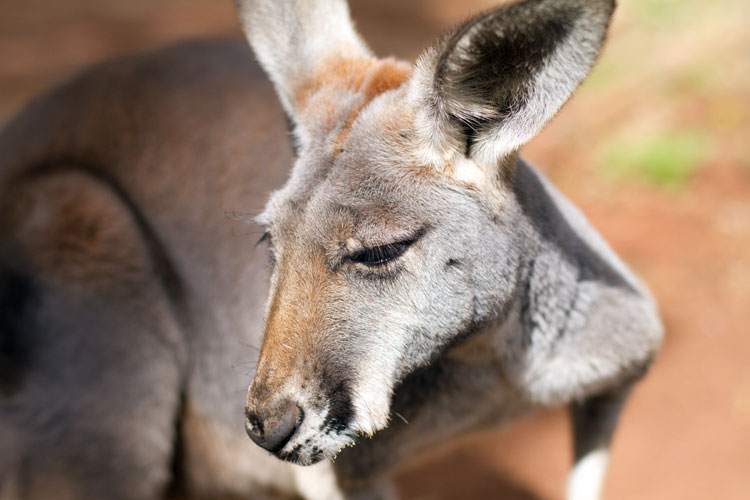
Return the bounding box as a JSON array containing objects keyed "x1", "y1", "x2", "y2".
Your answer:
[
  {"x1": 293, "y1": 51, "x2": 412, "y2": 154},
  {"x1": 257, "y1": 248, "x2": 336, "y2": 388}
]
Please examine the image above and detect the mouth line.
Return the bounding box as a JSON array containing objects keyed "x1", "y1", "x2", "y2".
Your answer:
[{"x1": 276, "y1": 429, "x2": 360, "y2": 465}]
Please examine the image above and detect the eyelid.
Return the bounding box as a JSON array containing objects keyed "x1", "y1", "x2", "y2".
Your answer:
[
  {"x1": 345, "y1": 224, "x2": 429, "y2": 268},
  {"x1": 347, "y1": 240, "x2": 413, "y2": 267},
  {"x1": 352, "y1": 226, "x2": 429, "y2": 250}
]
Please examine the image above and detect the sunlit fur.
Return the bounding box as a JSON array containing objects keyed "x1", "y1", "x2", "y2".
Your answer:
[
  {"x1": 0, "y1": 1, "x2": 661, "y2": 499},
  {"x1": 240, "y1": 0, "x2": 661, "y2": 496}
]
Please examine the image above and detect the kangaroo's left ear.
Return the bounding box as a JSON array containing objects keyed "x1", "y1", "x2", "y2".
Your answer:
[{"x1": 411, "y1": 0, "x2": 615, "y2": 169}]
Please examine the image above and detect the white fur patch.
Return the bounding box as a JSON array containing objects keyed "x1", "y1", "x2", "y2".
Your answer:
[
  {"x1": 293, "y1": 461, "x2": 345, "y2": 500},
  {"x1": 349, "y1": 353, "x2": 397, "y2": 436},
  {"x1": 566, "y1": 448, "x2": 610, "y2": 500},
  {"x1": 452, "y1": 156, "x2": 487, "y2": 186}
]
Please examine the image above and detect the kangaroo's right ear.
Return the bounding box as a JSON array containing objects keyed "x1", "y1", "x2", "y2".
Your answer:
[
  {"x1": 411, "y1": 0, "x2": 615, "y2": 171},
  {"x1": 236, "y1": 0, "x2": 410, "y2": 147}
]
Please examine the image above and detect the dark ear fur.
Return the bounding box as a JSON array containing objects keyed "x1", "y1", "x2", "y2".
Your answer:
[{"x1": 416, "y1": 0, "x2": 615, "y2": 164}]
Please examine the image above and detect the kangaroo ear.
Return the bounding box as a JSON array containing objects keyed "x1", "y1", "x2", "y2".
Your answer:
[
  {"x1": 236, "y1": 0, "x2": 410, "y2": 147},
  {"x1": 236, "y1": 0, "x2": 371, "y2": 112},
  {"x1": 412, "y1": 0, "x2": 615, "y2": 168}
]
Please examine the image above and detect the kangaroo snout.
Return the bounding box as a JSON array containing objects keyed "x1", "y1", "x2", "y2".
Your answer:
[
  {"x1": 245, "y1": 369, "x2": 357, "y2": 465},
  {"x1": 245, "y1": 397, "x2": 303, "y2": 454}
]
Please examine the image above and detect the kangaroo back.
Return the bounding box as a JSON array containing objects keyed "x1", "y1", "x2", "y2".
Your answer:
[{"x1": 0, "y1": 41, "x2": 299, "y2": 499}]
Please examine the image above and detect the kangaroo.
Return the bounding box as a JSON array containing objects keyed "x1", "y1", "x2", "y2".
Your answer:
[{"x1": 0, "y1": 0, "x2": 662, "y2": 499}]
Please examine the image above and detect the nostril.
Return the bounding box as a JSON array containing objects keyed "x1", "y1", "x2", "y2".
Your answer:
[
  {"x1": 245, "y1": 411, "x2": 264, "y2": 443},
  {"x1": 245, "y1": 400, "x2": 303, "y2": 453}
]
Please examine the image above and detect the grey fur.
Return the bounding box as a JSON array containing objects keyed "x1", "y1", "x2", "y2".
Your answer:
[{"x1": 0, "y1": 1, "x2": 661, "y2": 499}]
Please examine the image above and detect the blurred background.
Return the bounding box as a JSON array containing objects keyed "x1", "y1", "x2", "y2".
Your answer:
[{"x1": 0, "y1": 0, "x2": 748, "y2": 498}]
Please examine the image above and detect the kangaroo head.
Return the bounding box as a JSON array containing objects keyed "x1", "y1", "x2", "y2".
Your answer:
[{"x1": 237, "y1": 0, "x2": 615, "y2": 464}]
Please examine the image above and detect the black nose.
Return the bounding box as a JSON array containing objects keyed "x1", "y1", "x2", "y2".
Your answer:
[{"x1": 245, "y1": 399, "x2": 302, "y2": 453}]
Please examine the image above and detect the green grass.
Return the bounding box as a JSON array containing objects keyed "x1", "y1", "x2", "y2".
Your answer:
[
  {"x1": 633, "y1": 0, "x2": 702, "y2": 28},
  {"x1": 598, "y1": 130, "x2": 712, "y2": 190}
]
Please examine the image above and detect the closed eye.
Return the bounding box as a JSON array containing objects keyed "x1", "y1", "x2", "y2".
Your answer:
[
  {"x1": 348, "y1": 240, "x2": 414, "y2": 267},
  {"x1": 256, "y1": 231, "x2": 271, "y2": 247}
]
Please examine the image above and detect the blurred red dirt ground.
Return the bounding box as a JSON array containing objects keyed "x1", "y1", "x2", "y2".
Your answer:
[{"x1": 1, "y1": 1, "x2": 748, "y2": 499}]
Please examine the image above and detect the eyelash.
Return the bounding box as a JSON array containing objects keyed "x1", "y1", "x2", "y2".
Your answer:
[
  {"x1": 347, "y1": 240, "x2": 414, "y2": 267},
  {"x1": 256, "y1": 231, "x2": 276, "y2": 265},
  {"x1": 256, "y1": 231, "x2": 271, "y2": 247}
]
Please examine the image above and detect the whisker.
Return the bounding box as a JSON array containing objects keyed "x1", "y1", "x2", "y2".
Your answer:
[
  {"x1": 231, "y1": 360, "x2": 258, "y2": 375},
  {"x1": 220, "y1": 201, "x2": 263, "y2": 223},
  {"x1": 236, "y1": 339, "x2": 262, "y2": 352},
  {"x1": 231, "y1": 226, "x2": 266, "y2": 238},
  {"x1": 394, "y1": 411, "x2": 409, "y2": 425}
]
